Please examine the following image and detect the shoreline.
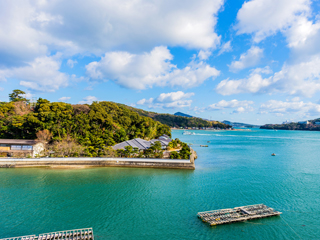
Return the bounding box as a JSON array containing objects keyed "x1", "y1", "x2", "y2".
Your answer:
[
  {"x1": 171, "y1": 128, "x2": 253, "y2": 131},
  {"x1": 0, "y1": 149, "x2": 197, "y2": 170}
]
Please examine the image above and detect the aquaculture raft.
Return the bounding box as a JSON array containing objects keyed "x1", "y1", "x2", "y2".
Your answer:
[
  {"x1": 198, "y1": 204, "x2": 282, "y2": 226},
  {"x1": 0, "y1": 228, "x2": 94, "y2": 240}
]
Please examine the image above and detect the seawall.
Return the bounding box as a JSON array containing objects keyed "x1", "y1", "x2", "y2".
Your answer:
[{"x1": 0, "y1": 149, "x2": 196, "y2": 170}]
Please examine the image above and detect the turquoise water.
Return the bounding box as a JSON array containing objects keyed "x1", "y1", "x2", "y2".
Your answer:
[{"x1": 0, "y1": 129, "x2": 319, "y2": 239}]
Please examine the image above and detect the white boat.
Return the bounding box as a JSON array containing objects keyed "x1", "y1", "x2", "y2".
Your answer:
[{"x1": 183, "y1": 131, "x2": 196, "y2": 135}]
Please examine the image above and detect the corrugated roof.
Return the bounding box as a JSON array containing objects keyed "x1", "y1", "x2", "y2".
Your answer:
[{"x1": 0, "y1": 139, "x2": 38, "y2": 145}]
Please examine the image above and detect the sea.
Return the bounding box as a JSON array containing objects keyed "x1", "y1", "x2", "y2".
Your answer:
[{"x1": 0, "y1": 129, "x2": 319, "y2": 240}]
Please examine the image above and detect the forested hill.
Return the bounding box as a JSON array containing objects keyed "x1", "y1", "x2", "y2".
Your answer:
[
  {"x1": 260, "y1": 119, "x2": 320, "y2": 131},
  {"x1": 117, "y1": 104, "x2": 231, "y2": 129},
  {"x1": 0, "y1": 98, "x2": 170, "y2": 156}
]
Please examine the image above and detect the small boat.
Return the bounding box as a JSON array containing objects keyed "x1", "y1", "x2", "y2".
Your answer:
[
  {"x1": 207, "y1": 141, "x2": 210, "y2": 143},
  {"x1": 183, "y1": 131, "x2": 196, "y2": 135},
  {"x1": 200, "y1": 145, "x2": 208, "y2": 147},
  {"x1": 271, "y1": 153, "x2": 276, "y2": 156}
]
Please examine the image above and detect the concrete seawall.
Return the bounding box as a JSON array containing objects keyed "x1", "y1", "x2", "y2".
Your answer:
[{"x1": 0, "y1": 149, "x2": 196, "y2": 170}]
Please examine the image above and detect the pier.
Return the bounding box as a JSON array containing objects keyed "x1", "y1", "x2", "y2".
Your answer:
[
  {"x1": 0, "y1": 228, "x2": 94, "y2": 240},
  {"x1": 198, "y1": 204, "x2": 282, "y2": 226}
]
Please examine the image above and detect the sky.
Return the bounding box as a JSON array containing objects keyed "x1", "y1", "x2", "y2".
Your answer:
[{"x1": 1, "y1": 0, "x2": 320, "y2": 125}]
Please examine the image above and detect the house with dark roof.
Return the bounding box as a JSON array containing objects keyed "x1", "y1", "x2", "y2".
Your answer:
[
  {"x1": 112, "y1": 135, "x2": 171, "y2": 151},
  {"x1": 0, "y1": 139, "x2": 45, "y2": 157}
]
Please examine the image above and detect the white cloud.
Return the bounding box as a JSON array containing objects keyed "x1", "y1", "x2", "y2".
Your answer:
[
  {"x1": 137, "y1": 91, "x2": 194, "y2": 108},
  {"x1": 198, "y1": 50, "x2": 212, "y2": 60},
  {"x1": 78, "y1": 96, "x2": 98, "y2": 104},
  {"x1": 0, "y1": 55, "x2": 69, "y2": 92},
  {"x1": 22, "y1": 92, "x2": 33, "y2": 99},
  {"x1": 218, "y1": 41, "x2": 232, "y2": 56},
  {"x1": 67, "y1": 59, "x2": 77, "y2": 68},
  {"x1": 217, "y1": 55, "x2": 320, "y2": 97},
  {"x1": 156, "y1": 91, "x2": 194, "y2": 103},
  {"x1": 217, "y1": 67, "x2": 272, "y2": 95},
  {"x1": 260, "y1": 99, "x2": 320, "y2": 116},
  {"x1": 59, "y1": 96, "x2": 71, "y2": 102},
  {"x1": 208, "y1": 99, "x2": 254, "y2": 113},
  {"x1": 0, "y1": 0, "x2": 224, "y2": 69},
  {"x1": 285, "y1": 16, "x2": 320, "y2": 61},
  {"x1": 229, "y1": 46, "x2": 263, "y2": 72},
  {"x1": 235, "y1": 0, "x2": 311, "y2": 42},
  {"x1": 86, "y1": 46, "x2": 220, "y2": 90}
]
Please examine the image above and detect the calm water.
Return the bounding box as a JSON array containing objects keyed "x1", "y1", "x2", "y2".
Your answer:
[{"x1": 0, "y1": 129, "x2": 319, "y2": 239}]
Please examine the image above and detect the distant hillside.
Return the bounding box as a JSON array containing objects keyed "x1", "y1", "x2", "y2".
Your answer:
[
  {"x1": 174, "y1": 112, "x2": 193, "y2": 118},
  {"x1": 260, "y1": 118, "x2": 320, "y2": 131},
  {"x1": 118, "y1": 104, "x2": 231, "y2": 129},
  {"x1": 223, "y1": 120, "x2": 260, "y2": 128}
]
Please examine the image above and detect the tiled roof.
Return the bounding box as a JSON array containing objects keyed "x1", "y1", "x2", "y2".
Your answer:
[
  {"x1": 112, "y1": 138, "x2": 151, "y2": 150},
  {"x1": 112, "y1": 135, "x2": 171, "y2": 150},
  {"x1": 0, "y1": 139, "x2": 38, "y2": 145}
]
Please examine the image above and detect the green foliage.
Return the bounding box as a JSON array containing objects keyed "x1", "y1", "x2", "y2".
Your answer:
[
  {"x1": 9, "y1": 89, "x2": 28, "y2": 103},
  {"x1": 0, "y1": 95, "x2": 171, "y2": 157},
  {"x1": 169, "y1": 139, "x2": 191, "y2": 159},
  {"x1": 169, "y1": 151, "x2": 181, "y2": 159}
]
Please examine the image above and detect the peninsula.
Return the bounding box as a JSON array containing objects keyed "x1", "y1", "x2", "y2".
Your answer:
[
  {"x1": 260, "y1": 118, "x2": 320, "y2": 131},
  {"x1": 0, "y1": 90, "x2": 195, "y2": 169}
]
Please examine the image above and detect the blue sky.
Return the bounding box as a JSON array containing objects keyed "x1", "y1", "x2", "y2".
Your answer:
[{"x1": 1, "y1": 0, "x2": 320, "y2": 124}]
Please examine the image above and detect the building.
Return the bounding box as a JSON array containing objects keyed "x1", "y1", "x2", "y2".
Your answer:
[
  {"x1": 298, "y1": 120, "x2": 310, "y2": 124},
  {"x1": 0, "y1": 139, "x2": 45, "y2": 157},
  {"x1": 112, "y1": 135, "x2": 172, "y2": 151},
  {"x1": 314, "y1": 122, "x2": 320, "y2": 125},
  {"x1": 282, "y1": 120, "x2": 292, "y2": 124}
]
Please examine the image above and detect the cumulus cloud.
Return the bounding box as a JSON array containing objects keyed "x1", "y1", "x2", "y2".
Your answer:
[
  {"x1": 285, "y1": 16, "x2": 320, "y2": 61},
  {"x1": 137, "y1": 91, "x2": 194, "y2": 108},
  {"x1": 229, "y1": 46, "x2": 263, "y2": 72},
  {"x1": 217, "y1": 56, "x2": 320, "y2": 97},
  {"x1": 59, "y1": 97, "x2": 71, "y2": 102},
  {"x1": 0, "y1": 55, "x2": 69, "y2": 92},
  {"x1": 217, "y1": 67, "x2": 272, "y2": 95},
  {"x1": 78, "y1": 96, "x2": 98, "y2": 104},
  {"x1": 259, "y1": 99, "x2": 320, "y2": 117},
  {"x1": 218, "y1": 41, "x2": 232, "y2": 56},
  {"x1": 0, "y1": 0, "x2": 224, "y2": 68},
  {"x1": 235, "y1": 0, "x2": 311, "y2": 42},
  {"x1": 86, "y1": 46, "x2": 220, "y2": 90},
  {"x1": 208, "y1": 99, "x2": 254, "y2": 113}
]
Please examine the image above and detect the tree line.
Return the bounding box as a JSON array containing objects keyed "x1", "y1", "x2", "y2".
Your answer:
[{"x1": 0, "y1": 90, "x2": 171, "y2": 157}]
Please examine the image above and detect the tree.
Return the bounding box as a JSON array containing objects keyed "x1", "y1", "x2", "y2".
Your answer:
[
  {"x1": 170, "y1": 151, "x2": 181, "y2": 159},
  {"x1": 9, "y1": 89, "x2": 28, "y2": 102},
  {"x1": 36, "y1": 129, "x2": 53, "y2": 143},
  {"x1": 124, "y1": 145, "x2": 133, "y2": 157}
]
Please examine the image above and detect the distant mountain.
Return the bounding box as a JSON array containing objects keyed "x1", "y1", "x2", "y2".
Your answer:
[
  {"x1": 222, "y1": 120, "x2": 260, "y2": 128},
  {"x1": 116, "y1": 104, "x2": 231, "y2": 129},
  {"x1": 174, "y1": 112, "x2": 193, "y2": 118}
]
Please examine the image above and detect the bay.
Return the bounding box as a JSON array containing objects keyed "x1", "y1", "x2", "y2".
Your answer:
[{"x1": 0, "y1": 129, "x2": 319, "y2": 239}]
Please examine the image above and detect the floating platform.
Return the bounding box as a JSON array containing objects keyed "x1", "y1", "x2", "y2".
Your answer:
[
  {"x1": 0, "y1": 228, "x2": 94, "y2": 240},
  {"x1": 198, "y1": 204, "x2": 281, "y2": 226}
]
